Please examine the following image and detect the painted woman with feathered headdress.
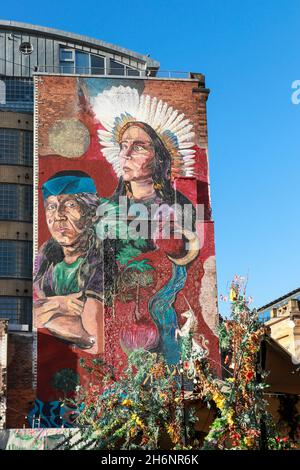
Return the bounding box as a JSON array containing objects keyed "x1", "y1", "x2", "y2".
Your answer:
[{"x1": 92, "y1": 86, "x2": 201, "y2": 365}]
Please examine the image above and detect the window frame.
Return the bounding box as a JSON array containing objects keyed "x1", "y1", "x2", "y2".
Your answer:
[
  {"x1": 90, "y1": 53, "x2": 105, "y2": 75},
  {"x1": 59, "y1": 47, "x2": 107, "y2": 75},
  {"x1": 0, "y1": 183, "x2": 33, "y2": 222},
  {"x1": 0, "y1": 128, "x2": 33, "y2": 166},
  {"x1": 109, "y1": 58, "x2": 140, "y2": 76},
  {"x1": 0, "y1": 240, "x2": 33, "y2": 279},
  {"x1": 59, "y1": 48, "x2": 75, "y2": 62}
]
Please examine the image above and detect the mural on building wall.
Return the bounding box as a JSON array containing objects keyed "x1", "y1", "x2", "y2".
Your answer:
[
  {"x1": 34, "y1": 76, "x2": 219, "y2": 410},
  {"x1": 28, "y1": 398, "x2": 80, "y2": 428}
]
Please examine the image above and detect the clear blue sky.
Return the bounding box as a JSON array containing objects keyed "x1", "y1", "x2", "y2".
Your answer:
[{"x1": 2, "y1": 0, "x2": 299, "y2": 315}]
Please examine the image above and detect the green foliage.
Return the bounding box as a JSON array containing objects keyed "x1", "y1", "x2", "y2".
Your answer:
[
  {"x1": 131, "y1": 237, "x2": 147, "y2": 249},
  {"x1": 196, "y1": 277, "x2": 295, "y2": 450},
  {"x1": 217, "y1": 322, "x2": 231, "y2": 350},
  {"x1": 125, "y1": 259, "x2": 154, "y2": 272},
  {"x1": 60, "y1": 350, "x2": 197, "y2": 450},
  {"x1": 53, "y1": 275, "x2": 297, "y2": 451},
  {"x1": 116, "y1": 246, "x2": 142, "y2": 265},
  {"x1": 96, "y1": 198, "x2": 153, "y2": 274}
]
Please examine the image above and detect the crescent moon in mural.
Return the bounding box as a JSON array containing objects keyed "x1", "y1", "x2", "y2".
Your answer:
[{"x1": 167, "y1": 229, "x2": 200, "y2": 266}]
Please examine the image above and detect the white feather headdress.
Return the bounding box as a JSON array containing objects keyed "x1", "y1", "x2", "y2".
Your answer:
[{"x1": 91, "y1": 86, "x2": 196, "y2": 178}]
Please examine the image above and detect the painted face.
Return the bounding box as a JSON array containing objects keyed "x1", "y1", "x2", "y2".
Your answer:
[
  {"x1": 119, "y1": 126, "x2": 155, "y2": 182},
  {"x1": 45, "y1": 194, "x2": 86, "y2": 246}
]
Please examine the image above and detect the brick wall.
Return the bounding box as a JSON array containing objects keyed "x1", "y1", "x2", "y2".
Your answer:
[
  {"x1": 143, "y1": 79, "x2": 209, "y2": 147},
  {"x1": 6, "y1": 332, "x2": 35, "y2": 428},
  {"x1": 0, "y1": 321, "x2": 8, "y2": 429}
]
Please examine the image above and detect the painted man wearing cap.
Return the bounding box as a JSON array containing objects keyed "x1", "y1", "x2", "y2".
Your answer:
[{"x1": 33, "y1": 170, "x2": 108, "y2": 354}]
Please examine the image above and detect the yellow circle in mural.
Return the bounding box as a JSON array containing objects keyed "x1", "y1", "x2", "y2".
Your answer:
[{"x1": 48, "y1": 119, "x2": 90, "y2": 158}]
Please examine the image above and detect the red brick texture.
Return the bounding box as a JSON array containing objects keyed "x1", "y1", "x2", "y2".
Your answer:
[{"x1": 6, "y1": 333, "x2": 35, "y2": 428}]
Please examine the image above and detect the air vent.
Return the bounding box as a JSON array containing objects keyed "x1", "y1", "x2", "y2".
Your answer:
[{"x1": 19, "y1": 42, "x2": 33, "y2": 55}]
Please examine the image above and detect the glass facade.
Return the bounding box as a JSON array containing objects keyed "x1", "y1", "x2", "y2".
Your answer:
[
  {"x1": 0, "y1": 296, "x2": 32, "y2": 325},
  {"x1": 60, "y1": 49, "x2": 73, "y2": 61},
  {"x1": 110, "y1": 59, "x2": 125, "y2": 76},
  {"x1": 0, "y1": 240, "x2": 32, "y2": 278},
  {"x1": 0, "y1": 128, "x2": 33, "y2": 166},
  {"x1": 24, "y1": 130, "x2": 33, "y2": 164},
  {"x1": 0, "y1": 184, "x2": 33, "y2": 221},
  {"x1": 110, "y1": 59, "x2": 140, "y2": 76},
  {"x1": 126, "y1": 67, "x2": 140, "y2": 77},
  {"x1": 60, "y1": 48, "x2": 105, "y2": 75},
  {"x1": 0, "y1": 77, "x2": 33, "y2": 112},
  {"x1": 0, "y1": 77, "x2": 33, "y2": 326},
  {"x1": 75, "y1": 51, "x2": 90, "y2": 74},
  {"x1": 59, "y1": 48, "x2": 140, "y2": 76},
  {"x1": 91, "y1": 55, "x2": 105, "y2": 75}
]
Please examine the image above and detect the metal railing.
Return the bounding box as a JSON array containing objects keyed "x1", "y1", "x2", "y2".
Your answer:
[
  {"x1": 0, "y1": 58, "x2": 193, "y2": 78},
  {"x1": 155, "y1": 70, "x2": 191, "y2": 78},
  {"x1": 36, "y1": 66, "x2": 191, "y2": 78}
]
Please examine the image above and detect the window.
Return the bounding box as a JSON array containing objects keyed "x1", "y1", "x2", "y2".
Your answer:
[
  {"x1": 127, "y1": 68, "x2": 140, "y2": 76},
  {"x1": 0, "y1": 184, "x2": 32, "y2": 221},
  {"x1": 0, "y1": 129, "x2": 33, "y2": 166},
  {"x1": 59, "y1": 47, "x2": 140, "y2": 76},
  {"x1": 60, "y1": 49, "x2": 74, "y2": 61},
  {"x1": 91, "y1": 55, "x2": 105, "y2": 75},
  {"x1": 0, "y1": 241, "x2": 32, "y2": 278},
  {"x1": 0, "y1": 241, "x2": 17, "y2": 277},
  {"x1": 0, "y1": 185, "x2": 18, "y2": 219},
  {"x1": 24, "y1": 131, "x2": 33, "y2": 165},
  {"x1": 0, "y1": 297, "x2": 32, "y2": 325},
  {"x1": 6, "y1": 78, "x2": 33, "y2": 101},
  {"x1": 22, "y1": 185, "x2": 33, "y2": 220},
  {"x1": 0, "y1": 129, "x2": 19, "y2": 164},
  {"x1": 75, "y1": 51, "x2": 90, "y2": 74},
  {"x1": 110, "y1": 59, "x2": 140, "y2": 76},
  {"x1": 59, "y1": 47, "x2": 105, "y2": 75},
  {"x1": 60, "y1": 48, "x2": 74, "y2": 73},
  {"x1": 110, "y1": 59, "x2": 125, "y2": 76},
  {"x1": 0, "y1": 78, "x2": 33, "y2": 112}
]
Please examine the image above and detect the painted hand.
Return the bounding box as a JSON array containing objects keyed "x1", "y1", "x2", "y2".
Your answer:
[{"x1": 34, "y1": 292, "x2": 84, "y2": 327}]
